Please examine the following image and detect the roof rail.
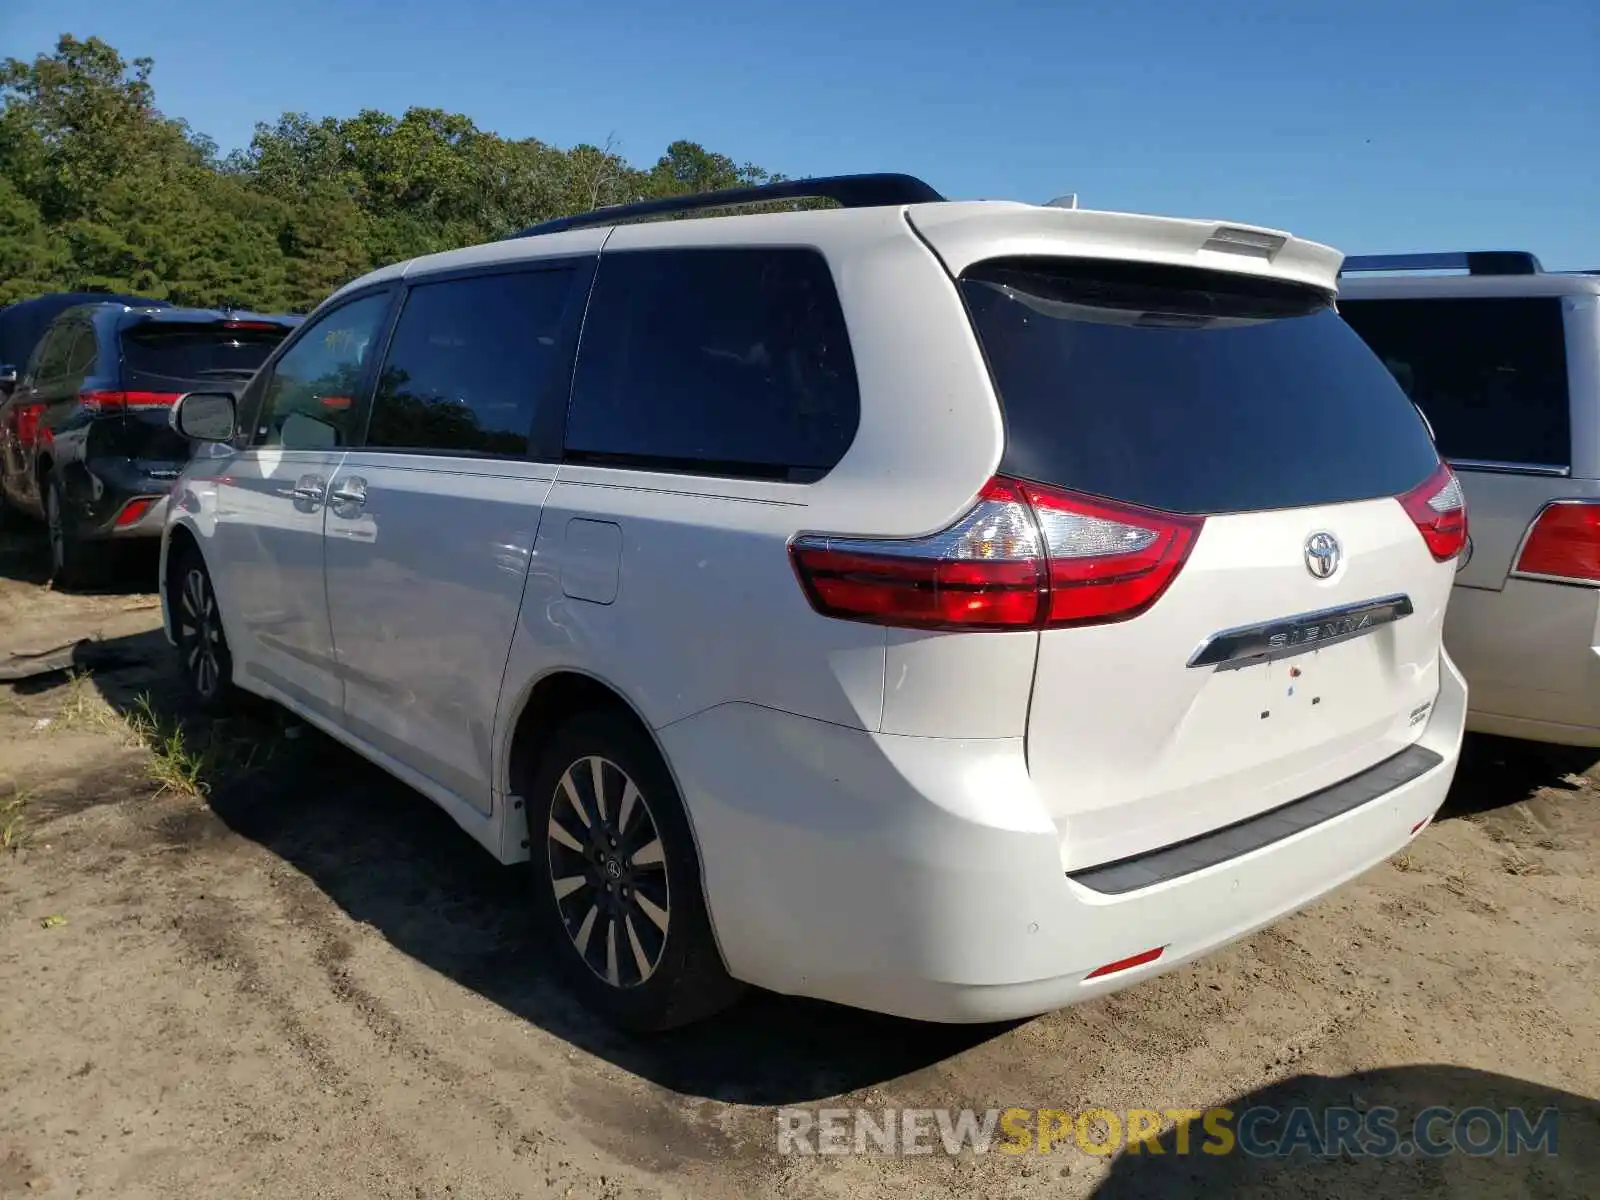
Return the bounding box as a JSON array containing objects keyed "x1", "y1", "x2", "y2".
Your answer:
[
  {"x1": 1339, "y1": 251, "x2": 1543, "y2": 277},
  {"x1": 509, "y1": 172, "x2": 945, "y2": 238}
]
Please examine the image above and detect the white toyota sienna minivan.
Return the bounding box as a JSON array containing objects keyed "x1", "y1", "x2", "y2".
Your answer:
[{"x1": 160, "y1": 174, "x2": 1468, "y2": 1030}]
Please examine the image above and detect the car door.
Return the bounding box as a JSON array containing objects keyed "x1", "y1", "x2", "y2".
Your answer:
[
  {"x1": 322, "y1": 260, "x2": 592, "y2": 813},
  {"x1": 38, "y1": 318, "x2": 103, "y2": 485},
  {"x1": 0, "y1": 321, "x2": 71, "y2": 515},
  {"x1": 204, "y1": 288, "x2": 395, "y2": 723}
]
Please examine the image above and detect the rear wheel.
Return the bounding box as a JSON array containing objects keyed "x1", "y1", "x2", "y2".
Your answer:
[
  {"x1": 46, "y1": 472, "x2": 105, "y2": 590},
  {"x1": 525, "y1": 709, "x2": 741, "y2": 1032},
  {"x1": 170, "y1": 545, "x2": 234, "y2": 712}
]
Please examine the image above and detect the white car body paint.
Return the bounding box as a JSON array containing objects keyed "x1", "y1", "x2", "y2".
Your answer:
[{"x1": 162, "y1": 198, "x2": 1467, "y2": 1022}]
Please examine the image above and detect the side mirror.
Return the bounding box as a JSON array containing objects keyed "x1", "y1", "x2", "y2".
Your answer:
[
  {"x1": 0, "y1": 365, "x2": 17, "y2": 398},
  {"x1": 170, "y1": 391, "x2": 237, "y2": 442}
]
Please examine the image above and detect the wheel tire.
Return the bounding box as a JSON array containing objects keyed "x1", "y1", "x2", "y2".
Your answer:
[
  {"x1": 525, "y1": 709, "x2": 742, "y2": 1033},
  {"x1": 169, "y1": 545, "x2": 235, "y2": 713},
  {"x1": 46, "y1": 473, "x2": 106, "y2": 590}
]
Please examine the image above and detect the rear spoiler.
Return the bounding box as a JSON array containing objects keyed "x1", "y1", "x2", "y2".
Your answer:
[
  {"x1": 905, "y1": 202, "x2": 1344, "y2": 294},
  {"x1": 121, "y1": 310, "x2": 303, "y2": 332}
]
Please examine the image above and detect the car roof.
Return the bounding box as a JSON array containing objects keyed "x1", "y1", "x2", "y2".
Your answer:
[
  {"x1": 0, "y1": 292, "x2": 169, "y2": 364},
  {"x1": 1339, "y1": 272, "x2": 1600, "y2": 300},
  {"x1": 325, "y1": 198, "x2": 1344, "y2": 309}
]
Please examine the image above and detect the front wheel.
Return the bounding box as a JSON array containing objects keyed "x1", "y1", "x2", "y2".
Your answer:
[
  {"x1": 525, "y1": 709, "x2": 742, "y2": 1032},
  {"x1": 170, "y1": 546, "x2": 235, "y2": 712}
]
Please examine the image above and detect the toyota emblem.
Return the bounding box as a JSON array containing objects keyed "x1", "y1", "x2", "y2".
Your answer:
[{"x1": 1304, "y1": 532, "x2": 1341, "y2": 579}]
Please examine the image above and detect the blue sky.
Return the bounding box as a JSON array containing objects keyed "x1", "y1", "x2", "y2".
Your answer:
[{"x1": 7, "y1": 0, "x2": 1597, "y2": 267}]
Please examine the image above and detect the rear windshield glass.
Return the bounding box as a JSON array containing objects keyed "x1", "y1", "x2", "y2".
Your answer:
[
  {"x1": 120, "y1": 323, "x2": 288, "y2": 383},
  {"x1": 960, "y1": 258, "x2": 1441, "y2": 515},
  {"x1": 1338, "y1": 297, "x2": 1570, "y2": 469}
]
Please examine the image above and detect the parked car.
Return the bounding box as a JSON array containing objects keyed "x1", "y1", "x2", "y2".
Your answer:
[
  {"x1": 0, "y1": 303, "x2": 299, "y2": 585},
  {"x1": 1340, "y1": 252, "x2": 1600, "y2": 748},
  {"x1": 0, "y1": 292, "x2": 169, "y2": 401},
  {"x1": 159, "y1": 174, "x2": 1468, "y2": 1031}
]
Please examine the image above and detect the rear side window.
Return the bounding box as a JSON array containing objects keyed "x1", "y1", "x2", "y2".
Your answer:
[
  {"x1": 61, "y1": 324, "x2": 99, "y2": 380},
  {"x1": 122, "y1": 323, "x2": 288, "y2": 384},
  {"x1": 366, "y1": 268, "x2": 577, "y2": 457},
  {"x1": 27, "y1": 323, "x2": 71, "y2": 385},
  {"x1": 566, "y1": 248, "x2": 859, "y2": 481},
  {"x1": 1338, "y1": 297, "x2": 1571, "y2": 469},
  {"x1": 961, "y1": 258, "x2": 1441, "y2": 515}
]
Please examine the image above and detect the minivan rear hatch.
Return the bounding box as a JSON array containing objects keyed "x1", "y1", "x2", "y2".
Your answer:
[{"x1": 951, "y1": 251, "x2": 1459, "y2": 871}]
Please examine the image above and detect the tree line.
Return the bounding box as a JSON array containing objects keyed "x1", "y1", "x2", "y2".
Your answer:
[{"x1": 0, "y1": 35, "x2": 789, "y2": 311}]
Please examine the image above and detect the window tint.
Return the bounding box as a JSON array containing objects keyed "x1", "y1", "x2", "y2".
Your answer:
[
  {"x1": 61, "y1": 324, "x2": 98, "y2": 381},
  {"x1": 1338, "y1": 297, "x2": 1571, "y2": 468},
  {"x1": 27, "y1": 325, "x2": 69, "y2": 385},
  {"x1": 366, "y1": 269, "x2": 575, "y2": 456},
  {"x1": 252, "y1": 293, "x2": 390, "y2": 451},
  {"x1": 121, "y1": 324, "x2": 286, "y2": 384},
  {"x1": 961, "y1": 258, "x2": 1441, "y2": 515},
  {"x1": 566, "y1": 248, "x2": 859, "y2": 481}
]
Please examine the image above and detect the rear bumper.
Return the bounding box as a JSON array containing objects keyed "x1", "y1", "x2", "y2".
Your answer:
[
  {"x1": 1447, "y1": 580, "x2": 1600, "y2": 747},
  {"x1": 61, "y1": 456, "x2": 176, "y2": 541},
  {"x1": 661, "y1": 651, "x2": 1467, "y2": 1023}
]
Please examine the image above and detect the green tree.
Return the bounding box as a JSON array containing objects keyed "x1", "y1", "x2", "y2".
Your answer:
[{"x1": 0, "y1": 34, "x2": 790, "y2": 314}]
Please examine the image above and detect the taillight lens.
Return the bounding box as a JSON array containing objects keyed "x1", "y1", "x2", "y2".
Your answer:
[
  {"x1": 13, "y1": 402, "x2": 45, "y2": 449},
  {"x1": 789, "y1": 476, "x2": 1203, "y2": 631},
  {"x1": 1398, "y1": 463, "x2": 1468, "y2": 562},
  {"x1": 114, "y1": 497, "x2": 160, "y2": 527},
  {"x1": 1020, "y1": 483, "x2": 1203, "y2": 626},
  {"x1": 1515, "y1": 501, "x2": 1600, "y2": 584},
  {"x1": 79, "y1": 390, "x2": 183, "y2": 413}
]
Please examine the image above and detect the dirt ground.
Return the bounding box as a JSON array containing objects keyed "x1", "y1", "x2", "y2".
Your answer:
[{"x1": 0, "y1": 522, "x2": 1596, "y2": 1200}]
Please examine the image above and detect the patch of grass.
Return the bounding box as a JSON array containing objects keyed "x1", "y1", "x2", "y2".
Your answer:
[
  {"x1": 125, "y1": 695, "x2": 213, "y2": 797},
  {"x1": 1, "y1": 789, "x2": 31, "y2": 851},
  {"x1": 119, "y1": 693, "x2": 282, "y2": 799},
  {"x1": 53, "y1": 669, "x2": 121, "y2": 735}
]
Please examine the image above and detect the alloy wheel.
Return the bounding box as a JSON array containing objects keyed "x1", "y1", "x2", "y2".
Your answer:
[
  {"x1": 545, "y1": 755, "x2": 670, "y2": 989},
  {"x1": 177, "y1": 567, "x2": 223, "y2": 698}
]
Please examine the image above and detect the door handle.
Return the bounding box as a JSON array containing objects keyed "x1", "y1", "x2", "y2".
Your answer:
[
  {"x1": 290, "y1": 474, "x2": 326, "y2": 503},
  {"x1": 329, "y1": 476, "x2": 367, "y2": 510}
]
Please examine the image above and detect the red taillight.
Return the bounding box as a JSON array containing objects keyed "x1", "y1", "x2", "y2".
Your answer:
[
  {"x1": 1398, "y1": 463, "x2": 1468, "y2": 562},
  {"x1": 1515, "y1": 501, "x2": 1600, "y2": 584},
  {"x1": 13, "y1": 401, "x2": 45, "y2": 449},
  {"x1": 114, "y1": 497, "x2": 159, "y2": 527},
  {"x1": 222, "y1": 319, "x2": 281, "y2": 331},
  {"x1": 789, "y1": 476, "x2": 1203, "y2": 631},
  {"x1": 79, "y1": 390, "x2": 183, "y2": 413},
  {"x1": 1020, "y1": 484, "x2": 1204, "y2": 627}
]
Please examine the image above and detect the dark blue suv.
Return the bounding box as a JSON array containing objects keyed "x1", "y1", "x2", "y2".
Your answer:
[{"x1": 0, "y1": 302, "x2": 299, "y2": 586}]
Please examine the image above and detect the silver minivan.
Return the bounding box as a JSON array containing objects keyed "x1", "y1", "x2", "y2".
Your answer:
[{"x1": 1341, "y1": 252, "x2": 1600, "y2": 747}]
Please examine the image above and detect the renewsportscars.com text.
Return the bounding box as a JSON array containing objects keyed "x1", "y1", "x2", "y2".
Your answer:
[{"x1": 776, "y1": 1106, "x2": 1561, "y2": 1159}]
